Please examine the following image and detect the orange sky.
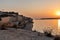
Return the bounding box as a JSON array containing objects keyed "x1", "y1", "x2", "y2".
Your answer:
[{"x1": 0, "y1": 0, "x2": 60, "y2": 18}]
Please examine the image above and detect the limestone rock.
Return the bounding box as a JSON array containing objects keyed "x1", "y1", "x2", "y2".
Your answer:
[{"x1": 0, "y1": 29, "x2": 54, "y2": 40}]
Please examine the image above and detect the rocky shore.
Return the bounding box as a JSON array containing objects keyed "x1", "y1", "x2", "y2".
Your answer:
[
  {"x1": 0, "y1": 29, "x2": 54, "y2": 40},
  {"x1": 0, "y1": 11, "x2": 54, "y2": 40}
]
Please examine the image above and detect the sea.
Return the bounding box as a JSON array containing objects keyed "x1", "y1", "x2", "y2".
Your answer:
[{"x1": 32, "y1": 20, "x2": 60, "y2": 35}]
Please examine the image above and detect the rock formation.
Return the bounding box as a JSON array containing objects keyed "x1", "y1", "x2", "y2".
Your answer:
[
  {"x1": 0, "y1": 11, "x2": 33, "y2": 30},
  {"x1": 0, "y1": 11, "x2": 54, "y2": 40}
]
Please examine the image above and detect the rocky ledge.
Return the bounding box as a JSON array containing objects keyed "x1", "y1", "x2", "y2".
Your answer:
[
  {"x1": 0, "y1": 11, "x2": 33, "y2": 31},
  {"x1": 0, "y1": 11, "x2": 54, "y2": 40},
  {"x1": 0, "y1": 29, "x2": 54, "y2": 40}
]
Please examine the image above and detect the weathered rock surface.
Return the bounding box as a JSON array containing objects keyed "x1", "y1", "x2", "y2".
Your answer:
[
  {"x1": 0, "y1": 29, "x2": 54, "y2": 40},
  {"x1": 0, "y1": 11, "x2": 54, "y2": 40},
  {"x1": 0, "y1": 11, "x2": 33, "y2": 31}
]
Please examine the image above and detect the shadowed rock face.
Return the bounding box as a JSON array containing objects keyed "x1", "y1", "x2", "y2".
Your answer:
[
  {"x1": 54, "y1": 35, "x2": 60, "y2": 40},
  {"x1": 0, "y1": 11, "x2": 33, "y2": 31}
]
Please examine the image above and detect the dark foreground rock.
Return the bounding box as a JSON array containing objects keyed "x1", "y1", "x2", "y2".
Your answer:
[{"x1": 0, "y1": 29, "x2": 54, "y2": 40}]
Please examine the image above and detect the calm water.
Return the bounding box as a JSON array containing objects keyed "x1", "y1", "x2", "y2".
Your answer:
[{"x1": 32, "y1": 20, "x2": 59, "y2": 35}]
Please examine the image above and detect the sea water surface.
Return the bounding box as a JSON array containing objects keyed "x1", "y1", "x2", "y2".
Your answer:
[{"x1": 32, "y1": 20, "x2": 59, "y2": 35}]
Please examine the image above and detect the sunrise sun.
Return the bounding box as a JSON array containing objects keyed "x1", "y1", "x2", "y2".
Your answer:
[
  {"x1": 56, "y1": 11, "x2": 60, "y2": 16},
  {"x1": 56, "y1": 11, "x2": 60, "y2": 29}
]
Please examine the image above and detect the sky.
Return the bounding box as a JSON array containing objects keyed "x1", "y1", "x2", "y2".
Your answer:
[{"x1": 0, "y1": 0, "x2": 60, "y2": 18}]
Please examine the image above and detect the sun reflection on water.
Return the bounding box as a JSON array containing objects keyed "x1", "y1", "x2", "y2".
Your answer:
[{"x1": 58, "y1": 19, "x2": 60, "y2": 29}]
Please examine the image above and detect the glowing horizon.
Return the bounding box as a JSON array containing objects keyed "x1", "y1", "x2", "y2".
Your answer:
[
  {"x1": 56, "y1": 11, "x2": 60, "y2": 29},
  {"x1": 0, "y1": 0, "x2": 60, "y2": 18}
]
